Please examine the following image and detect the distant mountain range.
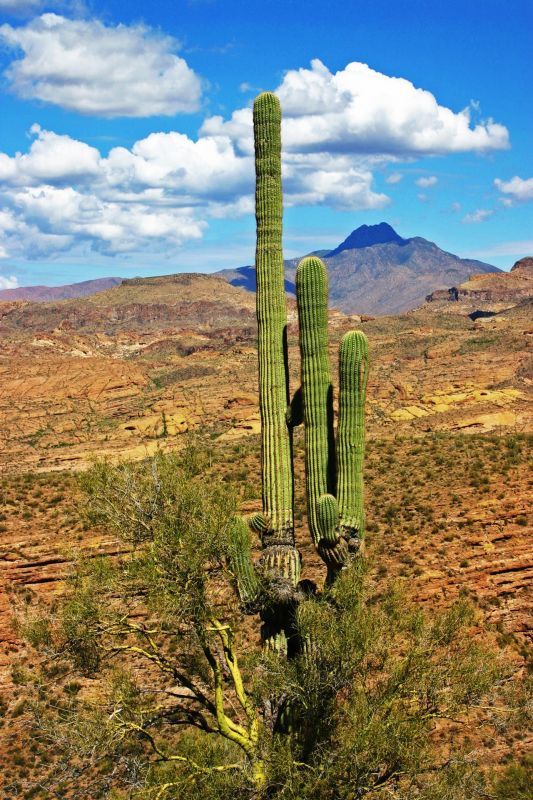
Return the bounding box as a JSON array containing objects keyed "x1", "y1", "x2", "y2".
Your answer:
[
  {"x1": 0, "y1": 223, "x2": 503, "y2": 316},
  {"x1": 0, "y1": 276, "x2": 122, "y2": 302},
  {"x1": 0, "y1": 273, "x2": 257, "y2": 337},
  {"x1": 218, "y1": 222, "x2": 501, "y2": 315}
]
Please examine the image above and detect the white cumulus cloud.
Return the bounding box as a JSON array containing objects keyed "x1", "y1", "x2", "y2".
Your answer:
[
  {"x1": 0, "y1": 124, "x2": 101, "y2": 185},
  {"x1": 0, "y1": 13, "x2": 203, "y2": 117},
  {"x1": 204, "y1": 60, "x2": 509, "y2": 157},
  {"x1": 0, "y1": 274, "x2": 19, "y2": 287},
  {"x1": 282, "y1": 156, "x2": 389, "y2": 211},
  {"x1": 105, "y1": 131, "x2": 253, "y2": 201},
  {"x1": 415, "y1": 175, "x2": 438, "y2": 188},
  {"x1": 494, "y1": 176, "x2": 533, "y2": 203},
  {"x1": 385, "y1": 172, "x2": 403, "y2": 184},
  {"x1": 8, "y1": 183, "x2": 206, "y2": 256},
  {"x1": 462, "y1": 209, "x2": 494, "y2": 224}
]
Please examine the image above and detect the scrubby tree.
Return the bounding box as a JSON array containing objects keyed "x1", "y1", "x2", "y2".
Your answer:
[{"x1": 13, "y1": 447, "x2": 510, "y2": 800}]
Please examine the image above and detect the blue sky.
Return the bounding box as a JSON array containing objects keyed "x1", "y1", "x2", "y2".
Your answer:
[{"x1": 0, "y1": 0, "x2": 531, "y2": 288}]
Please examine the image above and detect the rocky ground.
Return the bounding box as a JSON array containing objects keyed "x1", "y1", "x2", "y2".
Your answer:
[{"x1": 0, "y1": 271, "x2": 530, "y2": 473}]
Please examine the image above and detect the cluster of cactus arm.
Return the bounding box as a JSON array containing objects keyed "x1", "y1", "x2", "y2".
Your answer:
[{"x1": 229, "y1": 91, "x2": 368, "y2": 650}]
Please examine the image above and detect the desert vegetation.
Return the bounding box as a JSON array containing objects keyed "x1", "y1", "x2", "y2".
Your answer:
[{"x1": 3, "y1": 438, "x2": 530, "y2": 799}]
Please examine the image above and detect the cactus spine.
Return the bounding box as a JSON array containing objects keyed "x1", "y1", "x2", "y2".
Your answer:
[{"x1": 229, "y1": 91, "x2": 368, "y2": 647}]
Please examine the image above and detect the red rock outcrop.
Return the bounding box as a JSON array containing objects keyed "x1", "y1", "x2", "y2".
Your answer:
[{"x1": 425, "y1": 257, "x2": 533, "y2": 309}]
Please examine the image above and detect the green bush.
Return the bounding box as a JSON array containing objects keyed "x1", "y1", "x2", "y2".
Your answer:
[{"x1": 493, "y1": 760, "x2": 532, "y2": 800}]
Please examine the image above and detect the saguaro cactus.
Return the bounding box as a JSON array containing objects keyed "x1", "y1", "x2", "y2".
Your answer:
[
  {"x1": 297, "y1": 257, "x2": 368, "y2": 582},
  {"x1": 229, "y1": 91, "x2": 368, "y2": 647}
]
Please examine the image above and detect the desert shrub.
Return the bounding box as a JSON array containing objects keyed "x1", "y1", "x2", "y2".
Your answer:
[
  {"x1": 492, "y1": 759, "x2": 532, "y2": 800},
  {"x1": 9, "y1": 449, "x2": 518, "y2": 799}
]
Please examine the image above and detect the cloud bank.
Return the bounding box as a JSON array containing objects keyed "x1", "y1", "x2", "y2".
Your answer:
[
  {"x1": 204, "y1": 60, "x2": 509, "y2": 157},
  {"x1": 0, "y1": 55, "x2": 511, "y2": 260},
  {"x1": 0, "y1": 14, "x2": 203, "y2": 117}
]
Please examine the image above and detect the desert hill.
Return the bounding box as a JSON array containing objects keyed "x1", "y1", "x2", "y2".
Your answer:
[
  {"x1": 0, "y1": 272, "x2": 258, "y2": 336},
  {"x1": 219, "y1": 222, "x2": 500, "y2": 315},
  {"x1": 425, "y1": 256, "x2": 533, "y2": 314},
  {"x1": 0, "y1": 276, "x2": 122, "y2": 302},
  {"x1": 0, "y1": 264, "x2": 529, "y2": 476}
]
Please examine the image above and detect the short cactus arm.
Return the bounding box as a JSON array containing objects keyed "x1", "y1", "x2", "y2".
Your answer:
[
  {"x1": 296, "y1": 256, "x2": 336, "y2": 548},
  {"x1": 249, "y1": 512, "x2": 271, "y2": 537},
  {"x1": 317, "y1": 494, "x2": 338, "y2": 544},
  {"x1": 228, "y1": 517, "x2": 261, "y2": 608},
  {"x1": 337, "y1": 331, "x2": 369, "y2": 541},
  {"x1": 254, "y1": 92, "x2": 294, "y2": 537}
]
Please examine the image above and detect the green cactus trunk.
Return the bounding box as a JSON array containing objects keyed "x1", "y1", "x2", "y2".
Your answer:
[
  {"x1": 296, "y1": 256, "x2": 337, "y2": 548},
  {"x1": 252, "y1": 92, "x2": 301, "y2": 654},
  {"x1": 254, "y1": 92, "x2": 294, "y2": 540}
]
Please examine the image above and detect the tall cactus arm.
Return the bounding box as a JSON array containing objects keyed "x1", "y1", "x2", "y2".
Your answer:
[
  {"x1": 296, "y1": 255, "x2": 337, "y2": 548},
  {"x1": 254, "y1": 92, "x2": 294, "y2": 539},
  {"x1": 337, "y1": 331, "x2": 369, "y2": 544},
  {"x1": 228, "y1": 517, "x2": 261, "y2": 609}
]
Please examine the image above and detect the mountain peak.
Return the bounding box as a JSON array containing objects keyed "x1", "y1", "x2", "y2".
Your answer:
[{"x1": 327, "y1": 222, "x2": 408, "y2": 257}]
